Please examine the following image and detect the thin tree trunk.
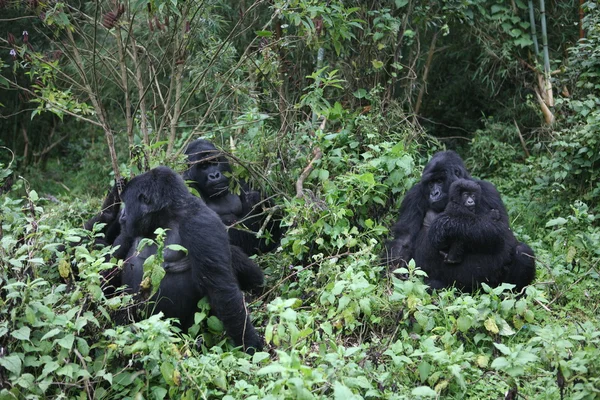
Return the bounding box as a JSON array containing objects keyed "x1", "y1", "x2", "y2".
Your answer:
[
  {"x1": 167, "y1": 31, "x2": 184, "y2": 156},
  {"x1": 116, "y1": 29, "x2": 133, "y2": 148},
  {"x1": 414, "y1": 31, "x2": 438, "y2": 116},
  {"x1": 130, "y1": 35, "x2": 150, "y2": 147},
  {"x1": 66, "y1": 29, "x2": 121, "y2": 181}
]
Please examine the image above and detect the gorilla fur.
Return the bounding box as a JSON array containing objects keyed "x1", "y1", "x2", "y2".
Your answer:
[
  {"x1": 114, "y1": 166, "x2": 263, "y2": 353},
  {"x1": 384, "y1": 151, "x2": 535, "y2": 291},
  {"x1": 183, "y1": 139, "x2": 281, "y2": 256}
]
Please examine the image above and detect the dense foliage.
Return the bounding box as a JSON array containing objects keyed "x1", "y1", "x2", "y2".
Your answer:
[{"x1": 1, "y1": 0, "x2": 599, "y2": 398}]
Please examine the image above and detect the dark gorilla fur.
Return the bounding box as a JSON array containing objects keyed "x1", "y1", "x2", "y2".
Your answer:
[
  {"x1": 85, "y1": 182, "x2": 263, "y2": 296},
  {"x1": 416, "y1": 179, "x2": 509, "y2": 291},
  {"x1": 183, "y1": 139, "x2": 281, "y2": 256},
  {"x1": 113, "y1": 166, "x2": 263, "y2": 353},
  {"x1": 433, "y1": 180, "x2": 501, "y2": 264},
  {"x1": 384, "y1": 151, "x2": 535, "y2": 291}
]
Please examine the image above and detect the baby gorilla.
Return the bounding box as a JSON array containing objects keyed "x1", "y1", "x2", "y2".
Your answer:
[
  {"x1": 416, "y1": 178, "x2": 509, "y2": 291},
  {"x1": 115, "y1": 166, "x2": 262, "y2": 353},
  {"x1": 439, "y1": 180, "x2": 501, "y2": 264}
]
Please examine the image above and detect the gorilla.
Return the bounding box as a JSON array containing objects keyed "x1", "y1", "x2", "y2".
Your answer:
[
  {"x1": 384, "y1": 151, "x2": 535, "y2": 291},
  {"x1": 183, "y1": 139, "x2": 281, "y2": 256},
  {"x1": 113, "y1": 166, "x2": 263, "y2": 353},
  {"x1": 416, "y1": 179, "x2": 509, "y2": 291},
  {"x1": 433, "y1": 180, "x2": 501, "y2": 264},
  {"x1": 85, "y1": 183, "x2": 263, "y2": 295}
]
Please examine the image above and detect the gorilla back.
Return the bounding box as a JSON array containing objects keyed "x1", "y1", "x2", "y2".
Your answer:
[{"x1": 117, "y1": 166, "x2": 262, "y2": 353}]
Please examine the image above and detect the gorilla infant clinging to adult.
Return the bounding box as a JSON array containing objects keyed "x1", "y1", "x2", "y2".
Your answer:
[
  {"x1": 417, "y1": 179, "x2": 508, "y2": 292},
  {"x1": 384, "y1": 151, "x2": 535, "y2": 292},
  {"x1": 433, "y1": 179, "x2": 501, "y2": 265},
  {"x1": 113, "y1": 166, "x2": 263, "y2": 353}
]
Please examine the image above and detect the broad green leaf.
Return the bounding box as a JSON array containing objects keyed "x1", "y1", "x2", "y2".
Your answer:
[{"x1": 0, "y1": 354, "x2": 22, "y2": 375}]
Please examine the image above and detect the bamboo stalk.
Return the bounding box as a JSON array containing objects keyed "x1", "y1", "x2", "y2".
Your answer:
[
  {"x1": 528, "y1": 0, "x2": 539, "y2": 56},
  {"x1": 539, "y1": 0, "x2": 554, "y2": 106}
]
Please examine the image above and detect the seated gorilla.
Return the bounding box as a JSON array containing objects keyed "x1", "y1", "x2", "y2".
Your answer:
[
  {"x1": 384, "y1": 150, "x2": 535, "y2": 291},
  {"x1": 416, "y1": 179, "x2": 509, "y2": 291},
  {"x1": 183, "y1": 139, "x2": 281, "y2": 256},
  {"x1": 113, "y1": 166, "x2": 263, "y2": 353},
  {"x1": 87, "y1": 181, "x2": 263, "y2": 294}
]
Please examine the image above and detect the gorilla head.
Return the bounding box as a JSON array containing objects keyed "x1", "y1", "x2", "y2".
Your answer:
[
  {"x1": 448, "y1": 179, "x2": 481, "y2": 214},
  {"x1": 119, "y1": 166, "x2": 189, "y2": 238},
  {"x1": 420, "y1": 151, "x2": 471, "y2": 212},
  {"x1": 183, "y1": 139, "x2": 232, "y2": 199}
]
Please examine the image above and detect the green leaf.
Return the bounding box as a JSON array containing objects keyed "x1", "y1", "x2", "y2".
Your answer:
[
  {"x1": 371, "y1": 60, "x2": 384, "y2": 69},
  {"x1": 57, "y1": 334, "x2": 75, "y2": 349},
  {"x1": 255, "y1": 30, "x2": 273, "y2": 37},
  {"x1": 11, "y1": 326, "x2": 31, "y2": 341},
  {"x1": 207, "y1": 316, "x2": 224, "y2": 333},
  {"x1": 333, "y1": 381, "x2": 354, "y2": 399},
  {"x1": 281, "y1": 308, "x2": 297, "y2": 321},
  {"x1": 166, "y1": 244, "x2": 188, "y2": 253},
  {"x1": 353, "y1": 88, "x2": 367, "y2": 99},
  {"x1": 41, "y1": 328, "x2": 61, "y2": 341},
  {"x1": 395, "y1": 0, "x2": 409, "y2": 8},
  {"x1": 252, "y1": 352, "x2": 270, "y2": 363},
  {"x1": 545, "y1": 217, "x2": 567, "y2": 227},
  {"x1": 418, "y1": 361, "x2": 431, "y2": 382},
  {"x1": 493, "y1": 343, "x2": 511, "y2": 355},
  {"x1": 257, "y1": 364, "x2": 287, "y2": 375},
  {"x1": 0, "y1": 354, "x2": 22, "y2": 376},
  {"x1": 411, "y1": 386, "x2": 437, "y2": 397},
  {"x1": 490, "y1": 355, "x2": 507, "y2": 368},
  {"x1": 456, "y1": 315, "x2": 473, "y2": 332},
  {"x1": 318, "y1": 169, "x2": 330, "y2": 181}
]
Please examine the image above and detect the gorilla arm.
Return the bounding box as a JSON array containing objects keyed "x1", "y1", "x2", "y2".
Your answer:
[
  {"x1": 180, "y1": 217, "x2": 262, "y2": 353},
  {"x1": 428, "y1": 213, "x2": 506, "y2": 254},
  {"x1": 384, "y1": 184, "x2": 428, "y2": 267}
]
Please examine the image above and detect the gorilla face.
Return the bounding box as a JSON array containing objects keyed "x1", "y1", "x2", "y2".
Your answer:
[
  {"x1": 449, "y1": 179, "x2": 481, "y2": 214},
  {"x1": 184, "y1": 139, "x2": 232, "y2": 198},
  {"x1": 421, "y1": 151, "x2": 471, "y2": 212}
]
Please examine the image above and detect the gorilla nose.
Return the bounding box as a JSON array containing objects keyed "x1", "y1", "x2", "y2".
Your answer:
[{"x1": 209, "y1": 172, "x2": 221, "y2": 180}]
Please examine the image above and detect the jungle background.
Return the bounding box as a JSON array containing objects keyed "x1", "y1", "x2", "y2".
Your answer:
[{"x1": 1, "y1": 0, "x2": 599, "y2": 398}]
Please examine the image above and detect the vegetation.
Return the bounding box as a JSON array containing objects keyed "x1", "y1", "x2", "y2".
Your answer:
[{"x1": 1, "y1": 0, "x2": 599, "y2": 398}]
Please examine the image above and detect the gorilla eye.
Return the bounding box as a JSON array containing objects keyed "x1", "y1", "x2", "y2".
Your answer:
[{"x1": 199, "y1": 161, "x2": 218, "y2": 169}]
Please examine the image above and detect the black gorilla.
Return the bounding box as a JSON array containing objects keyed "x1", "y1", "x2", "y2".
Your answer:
[
  {"x1": 384, "y1": 151, "x2": 535, "y2": 291},
  {"x1": 416, "y1": 179, "x2": 508, "y2": 291},
  {"x1": 86, "y1": 182, "x2": 263, "y2": 294},
  {"x1": 434, "y1": 180, "x2": 501, "y2": 264},
  {"x1": 113, "y1": 166, "x2": 263, "y2": 353},
  {"x1": 183, "y1": 139, "x2": 280, "y2": 256}
]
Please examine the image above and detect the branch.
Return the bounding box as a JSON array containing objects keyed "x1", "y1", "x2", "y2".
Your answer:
[
  {"x1": 513, "y1": 119, "x2": 530, "y2": 158},
  {"x1": 295, "y1": 146, "x2": 323, "y2": 199}
]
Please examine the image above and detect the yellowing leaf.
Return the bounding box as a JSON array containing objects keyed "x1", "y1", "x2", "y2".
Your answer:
[
  {"x1": 58, "y1": 258, "x2": 72, "y2": 279},
  {"x1": 484, "y1": 317, "x2": 499, "y2": 334}
]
